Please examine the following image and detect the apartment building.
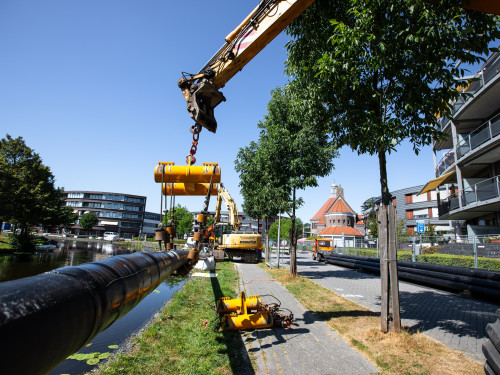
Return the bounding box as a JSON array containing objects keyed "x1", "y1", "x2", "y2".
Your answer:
[
  {"x1": 373, "y1": 186, "x2": 460, "y2": 235},
  {"x1": 63, "y1": 191, "x2": 146, "y2": 238},
  {"x1": 425, "y1": 51, "x2": 500, "y2": 236}
]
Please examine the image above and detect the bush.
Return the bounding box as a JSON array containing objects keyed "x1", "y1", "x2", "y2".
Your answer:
[{"x1": 8, "y1": 233, "x2": 35, "y2": 252}]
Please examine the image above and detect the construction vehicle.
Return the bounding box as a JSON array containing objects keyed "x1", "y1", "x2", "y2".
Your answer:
[
  {"x1": 208, "y1": 184, "x2": 262, "y2": 263},
  {"x1": 313, "y1": 238, "x2": 335, "y2": 262},
  {"x1": 178, "y1": 0, "x2": 500, "y2": 136}
]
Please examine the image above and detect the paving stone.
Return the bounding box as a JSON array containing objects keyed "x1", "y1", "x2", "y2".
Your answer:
[
  {"x1": 235, "y1": 262, "x2": 379, "y2": 375},
  {"x1": 294, "y1": 251, "x2": 500, "y2": 362}
]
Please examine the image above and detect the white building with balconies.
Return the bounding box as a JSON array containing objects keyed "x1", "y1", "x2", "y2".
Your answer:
[{"x1": 426, "y1": 50, "x2": 500, "y2": 236}]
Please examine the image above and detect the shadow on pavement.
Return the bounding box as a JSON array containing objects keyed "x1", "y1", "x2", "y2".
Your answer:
[{"x1": 211, "y1": 272, "x2": 255, "y2": 375}]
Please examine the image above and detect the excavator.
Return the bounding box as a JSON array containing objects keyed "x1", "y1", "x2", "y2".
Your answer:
[{"x1": 204, "y1": 184, "x2": 262, "y2": 263}]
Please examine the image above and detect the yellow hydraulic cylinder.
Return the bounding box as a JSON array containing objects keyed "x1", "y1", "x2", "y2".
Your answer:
[
  {"x1": 221, "y1": 311, "x2": 274, "y2": 331},
  {"x1": 154, "y1": 162, "x2": 221, "y2": 183},
  {"x1": 162, "y1": 183, "x2": 219, "y2": 196},
  {"x1": 217, "y1": 294, "x2": 263, "y2": 314}
]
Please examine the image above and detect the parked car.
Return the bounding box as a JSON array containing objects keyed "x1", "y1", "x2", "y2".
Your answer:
[{"x1": 103, "y1": 232, "x2": 119, "y2": 241}]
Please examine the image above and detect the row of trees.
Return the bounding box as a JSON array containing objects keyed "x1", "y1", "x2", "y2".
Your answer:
[
  {"x1": 235, "y1": 88, "x2": 337, "y2": 276},
  {"x1": 0, "y1": 135, "x2": 77, "y2": 249},
  {"x1": 234, "y1": 0, "x2": 499, "y2": 330}
]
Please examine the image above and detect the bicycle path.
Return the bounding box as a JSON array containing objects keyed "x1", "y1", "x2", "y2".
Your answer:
[{"x1": 235, "y1": 262, "x2": 378, "y2": 375}]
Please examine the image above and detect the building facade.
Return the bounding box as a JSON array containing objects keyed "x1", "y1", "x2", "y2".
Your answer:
[
  {"x1": 429, "y1": 51, "x2": 500, "y2": 236},
  {"x1": 310, "y1": 184, "x2": 364, "y2": 246},
  {"x1": 143, "y1": 212, "x2": 161, "y2": 237},
  {"x1": 373, "y1": 185, "x2": 461, "y2": 235},
  {"x1": 63, "y1": 191, "x2": 146, "y2": 238}
]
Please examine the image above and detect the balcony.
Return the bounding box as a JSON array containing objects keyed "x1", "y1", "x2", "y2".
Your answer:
[
  {"x1": 438, "y1": 176, "x2": 500, "y2": 217},
  {"x1": 452, "y1": 53, "x2": 500, "y2": 116},
  {"x1": 456, "y1": 113, "x2": 500, "y2": 160},
  {"x1": 435, "y1": 151, "x2": 455, "y2": 178}
]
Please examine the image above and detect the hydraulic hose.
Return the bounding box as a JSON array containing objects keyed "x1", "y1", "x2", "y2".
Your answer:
[{"x1": 0, "y1": 250, "x2": 190, "y2": 375}]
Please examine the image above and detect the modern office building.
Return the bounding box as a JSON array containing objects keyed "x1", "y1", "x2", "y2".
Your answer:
[
  {"x1": 62, "y1": 191, "x2": 146, "y2": 238},
  {"x1": 143, "y1": 212, "x2": 162, "y2": 237},
  {"x1": 424, "y1": 50, "x2": 500, "y2": 236}
]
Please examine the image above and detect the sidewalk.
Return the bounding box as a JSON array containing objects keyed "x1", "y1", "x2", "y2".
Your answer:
[
  {"x1": 235, "y1": 262, "x2": 378, "y2": 375},
  {"x1": 293, "y1": 251, "x2": 500, "y2": 362}
]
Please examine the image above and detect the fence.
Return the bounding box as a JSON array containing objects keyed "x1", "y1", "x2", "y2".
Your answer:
[{"x1": 299, "y1": 236, "x2": 500, "y2": 271}]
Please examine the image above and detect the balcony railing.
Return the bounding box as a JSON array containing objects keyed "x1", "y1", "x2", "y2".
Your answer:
[
  {"x1": 456, "y1": 113, "x2": 500, "y2": 160},
  {"x1": 452, "y1": 52, "x2": 500, "y2": 116},
  {"x1": 435, "y1": 151, "x2": 455, "y2": 177},
  {"x1": 438, "y1": 176, "x2": 500, "y2": 217}
]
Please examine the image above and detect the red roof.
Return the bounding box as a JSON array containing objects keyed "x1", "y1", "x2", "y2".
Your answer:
[
  {"x1": 318, "y1": 226, "x2": 364, "y2": 236},
  {"x1": 327, "y1": 196, "x2": 355, "y2": 214},
  {"x1": 310, "y1": 197, "x2": 336, "y2": 221}
]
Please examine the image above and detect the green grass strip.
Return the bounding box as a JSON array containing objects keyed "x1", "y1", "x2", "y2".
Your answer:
[{"x1": 97, "y1": 261, "x2": 249, "y2": 375}]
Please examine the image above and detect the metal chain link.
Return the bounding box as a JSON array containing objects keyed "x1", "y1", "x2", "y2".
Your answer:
[{"x1": 186, "y1": 124, "x2": 202, "y2": 165}]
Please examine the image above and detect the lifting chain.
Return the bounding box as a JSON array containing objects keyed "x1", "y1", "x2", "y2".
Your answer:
[{"x1": 186, "y1": 124, "x2": 202, "y2": 165}]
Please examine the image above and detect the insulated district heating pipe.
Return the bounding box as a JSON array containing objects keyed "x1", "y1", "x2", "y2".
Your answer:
[{"x1": 0, "y1": 250, "x2": 190, "y2": 375}]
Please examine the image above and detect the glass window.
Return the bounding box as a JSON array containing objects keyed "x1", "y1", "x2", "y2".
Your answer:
[{"x1": 68, "y1": 193, "x2": 84, "y2": 198}]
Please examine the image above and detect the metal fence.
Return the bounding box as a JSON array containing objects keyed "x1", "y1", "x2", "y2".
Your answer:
[{"x1": 297, "y1": 236, "x2": 500, "y2": 271}]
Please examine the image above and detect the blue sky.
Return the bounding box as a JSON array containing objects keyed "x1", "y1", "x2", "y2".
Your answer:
[{"x1": 0, "y1": 1, "x2": 488, "y2": 223}]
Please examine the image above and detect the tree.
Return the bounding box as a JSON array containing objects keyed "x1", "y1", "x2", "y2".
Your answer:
[
  {"x1": 0, "y1": 134, "x2": 72, "y2": 244},
  {"x1": 236, "y1": 87, "x2": 337, "y2": 275},
  {"x1": 235, "y1": 141, "x2": 282, "y2": 262},
  {"x1": 163, "y1": 204, "x2": 193, "y2": 238},
  {"x1": 268, "y1": 217, "x2": 303, "y2": 242},
  {"x1": 79, "y1": 212, "x2": 99, "y2": 233},
  {"x1": 285, "y1": 0, "x2": 499, "y2": 332}
]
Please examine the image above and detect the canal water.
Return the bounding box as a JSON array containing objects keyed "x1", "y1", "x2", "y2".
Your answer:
[{"x1": 0, "y1": 239, "x2": 186, "y2": 375}]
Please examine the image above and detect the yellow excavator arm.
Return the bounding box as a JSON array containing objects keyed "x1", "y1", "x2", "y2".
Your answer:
[
  {"x1": 214, "y1": 184, "x2": 240, "y2": 231},
  {"x1": 178, "y1": 0, "x2": 500, "y2": 134}
]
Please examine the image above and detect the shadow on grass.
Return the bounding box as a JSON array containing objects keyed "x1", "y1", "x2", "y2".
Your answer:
[{"x1": 211, "y1": 273, "x2": 255, "y2": 375}]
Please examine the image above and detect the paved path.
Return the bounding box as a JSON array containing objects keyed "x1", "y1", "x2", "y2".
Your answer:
[
  {"x1": 290, "y1": 251, "x2": 500, "y2": 362},
  {"x1": 235, "y1": 262, "x2": 379, "y2": 375}
]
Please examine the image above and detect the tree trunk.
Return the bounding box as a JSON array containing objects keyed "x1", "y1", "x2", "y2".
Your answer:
[
  {"x1": 290, "y1": 187, "x2": 297, "y2": 276},
  {"x1": 378, "y1": 150, "x2": 401, "y2": 333},
  {"x1": 265, "y1": 218, "x2": 270, "y2": 262}
]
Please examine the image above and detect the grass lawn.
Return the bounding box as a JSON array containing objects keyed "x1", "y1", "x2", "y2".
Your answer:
[
  {"x1": 0, "y1": 234, "x2": 12, "y2": 251},
  {"x1": 262, "y1": 264, "x2": 483, "y2": 375},
  {"x1": 96, "y1": 261, "x2": 251, "y2": 375}
]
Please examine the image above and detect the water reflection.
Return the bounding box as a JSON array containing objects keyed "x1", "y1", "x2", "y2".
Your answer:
[
  {"x1": 0, "y1": 240, "x2": 134, "y2": 282},
  {"x1": 0, "y1": 240, "x2": 186, "y2": 375}
]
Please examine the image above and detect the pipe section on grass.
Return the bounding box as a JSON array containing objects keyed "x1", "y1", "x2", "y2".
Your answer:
[{"x1": 0, "y1": 250, "x2": 190, "y2": 375}]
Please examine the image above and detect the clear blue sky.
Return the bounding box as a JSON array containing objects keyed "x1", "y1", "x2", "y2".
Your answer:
[{"x1": 0, "y1": 1, "x2": 489, "y2": 223}]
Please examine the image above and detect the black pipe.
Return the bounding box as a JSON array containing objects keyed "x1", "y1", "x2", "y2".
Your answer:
[
  {"x1": 323, "y1": 254, "x2": 500, "y2": 300},
  {"x1": 0, "y1": 250, "x2": 190, "y2": 375}
]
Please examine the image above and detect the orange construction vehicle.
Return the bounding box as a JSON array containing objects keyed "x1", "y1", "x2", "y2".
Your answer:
[{"x1": 313, "y1": 238, "x2": 335, "y2": 262}]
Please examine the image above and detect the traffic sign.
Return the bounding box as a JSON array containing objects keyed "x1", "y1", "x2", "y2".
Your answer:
[{"x1": 416, "y1": 220, "x2": 425, "y2": 233}]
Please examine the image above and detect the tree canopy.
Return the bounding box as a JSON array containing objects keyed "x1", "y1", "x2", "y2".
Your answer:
[
  {"x1": 235, "y1": 87, "x2": 337, "y2": 275},
  {"x1": 80, "y1": 212, "x2": 99, "y2": 232},
  {"x1": 286, "y1": 0, "x2": 500, "y2": 203},
  {"x1": 164, "y1": 204, "x2": 193, "y2": 238},
  {"x1": 0, "y1": 134, "x2": 75, "y2": 237}
]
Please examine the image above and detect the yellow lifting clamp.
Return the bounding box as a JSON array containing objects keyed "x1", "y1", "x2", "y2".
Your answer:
[
  {"x1": 154, "y1": 162, "x2": 221, "y2": 184},
  {"x1": 217, "y1": 292, "x2": 295, "y2": 331}
]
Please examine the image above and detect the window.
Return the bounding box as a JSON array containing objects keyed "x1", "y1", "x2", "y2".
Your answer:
[
  {"x1": 66, "y1": 201, "x2": 82, "y2": 207},
  {"x1": 68, "y1": 193, "x2": 84, "y2": 199},
  {"x1": 89, "y1": 194, "x2": 102, "y2": 200}
]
